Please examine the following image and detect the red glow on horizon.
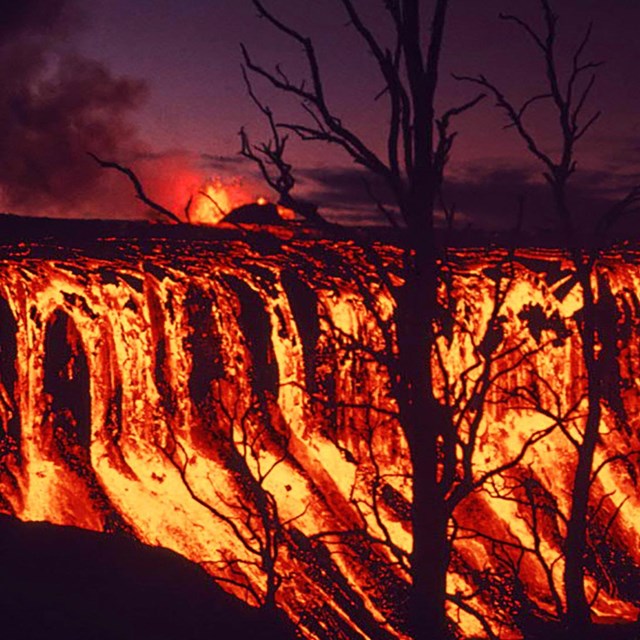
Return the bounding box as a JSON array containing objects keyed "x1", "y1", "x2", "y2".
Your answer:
[
  {"x1": 139, "y1": 161, "x2": 270, "y2": 225},
  {"x1": 189, "y1": 177, "x2": 254, "y2": 225}
]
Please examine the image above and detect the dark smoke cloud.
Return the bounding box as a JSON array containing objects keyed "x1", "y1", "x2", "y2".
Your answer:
[{"x1": 0, "y1": 0, "x2": 148, "y2": 217}]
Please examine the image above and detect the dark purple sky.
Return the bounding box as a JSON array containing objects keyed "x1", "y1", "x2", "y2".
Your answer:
[{"x1": 3, "y1": 0, "x2": 640, "y2": 230}]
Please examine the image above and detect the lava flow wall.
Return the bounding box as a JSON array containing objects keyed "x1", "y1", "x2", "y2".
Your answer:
[{"x1": 0, "y1": 235, "x2": 638, "y2": 639}]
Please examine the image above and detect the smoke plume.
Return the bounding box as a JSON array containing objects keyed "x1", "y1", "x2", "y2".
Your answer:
[{"x1": 0, "y1": 0, "x2": 148, "y2": 218}]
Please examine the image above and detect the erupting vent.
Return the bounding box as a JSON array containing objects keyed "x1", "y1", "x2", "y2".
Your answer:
[{"x1": 0, "y1": 237, "x2": 638, "y2": 639}]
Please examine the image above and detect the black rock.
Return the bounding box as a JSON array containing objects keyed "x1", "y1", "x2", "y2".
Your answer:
[
  {"x1": 224, "y1": 203, "x2": 285, "y2": 225},
  {"x1": 0, "y1": 515, "x2": 297, "y2": 640}
]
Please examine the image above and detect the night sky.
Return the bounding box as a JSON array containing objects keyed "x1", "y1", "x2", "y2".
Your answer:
[{"x1": 2, "y1": 0, "x2": 640, "y2": 230}]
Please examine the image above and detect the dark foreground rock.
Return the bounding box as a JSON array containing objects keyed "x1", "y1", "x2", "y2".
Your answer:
[{"x1": 0, "y1": 515, "x2": 297, "y2": 640}]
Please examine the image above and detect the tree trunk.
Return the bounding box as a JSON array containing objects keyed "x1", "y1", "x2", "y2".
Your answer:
[
  {"x1": 563, "y1": 259, "x2": 599, "y2": 635},
  {"x1": 405, "y1": 393, "x2": 450, "y2": 640},
  {"x1": 395, "y1": 221, "x2": 451, "y2": 640}
]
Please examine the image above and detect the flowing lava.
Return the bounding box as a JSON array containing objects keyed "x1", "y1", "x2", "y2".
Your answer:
[{"x1": 0, "y1": 232, "x2": 638, "y2": 638}]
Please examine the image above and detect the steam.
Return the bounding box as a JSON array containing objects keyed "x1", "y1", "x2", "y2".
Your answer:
[{"x1": 0, "y1": 0, "x2": 148, "y2": 218}]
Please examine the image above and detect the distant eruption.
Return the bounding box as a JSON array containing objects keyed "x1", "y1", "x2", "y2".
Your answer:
[
  {"x1": 129, "y1": 168, "x2": 295, "y2": 226},
  {"x1": 0, "y1": 0, "x2": 276, "y2": 224},
  {"x1": 188, "y1": 177, "x2": 275, "y2": 225},
  {"x1": 0, "y1": 1, "x2": 289, "y2": 225}
]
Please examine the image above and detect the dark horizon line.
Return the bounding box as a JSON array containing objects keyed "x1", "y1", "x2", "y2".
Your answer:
[{"x1": 0, "y1": 211, "x2": 636, "y2": 251}]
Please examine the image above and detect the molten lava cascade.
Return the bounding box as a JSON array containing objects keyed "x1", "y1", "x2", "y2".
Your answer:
[{"x1": 0, "y1": 238, "x2": 638, "y2": 639}]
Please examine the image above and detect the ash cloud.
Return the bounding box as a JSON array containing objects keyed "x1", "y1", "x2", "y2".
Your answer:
[{"x1": 0, "y1": 0, "x2": 147, "y2": 218}]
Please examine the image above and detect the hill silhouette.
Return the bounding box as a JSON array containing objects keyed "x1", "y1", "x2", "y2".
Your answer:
[
  {"x1": 0, "y1": 515, "x2": 297, "y2": 640},
  {"x1": 224, "y1": 202, "x2": 285, "y2": 224}
]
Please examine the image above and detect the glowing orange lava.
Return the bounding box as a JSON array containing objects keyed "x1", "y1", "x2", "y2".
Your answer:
[{"x1": 0, "y1": 239, "x2": 637, "y2": 639}]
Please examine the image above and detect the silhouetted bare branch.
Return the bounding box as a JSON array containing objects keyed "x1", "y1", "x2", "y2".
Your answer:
[{"x1": 87, "y1": 152, "x2": 182, "y2": 224}]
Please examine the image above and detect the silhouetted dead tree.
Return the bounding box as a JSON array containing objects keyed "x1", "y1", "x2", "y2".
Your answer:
[
  {"x1": 239, "y1": 70, "x2": 333, "y2": 231},
  {"x1": 275, "y1": 236, "x2": 566, "y2": 637},
  {"x1": 240, "y1": 2, "x2": 488, "y2": 636},
  {"x1": 157, "y1": 369, "x2": 293, "y2": 611},
  {"x1": 454, "y1": 470, "x2": 565, "y2": 632},
  {"x1": 452, "y1": 312, "x2": 640, "y2": 634},
  {"x1": 458, "y1": 1, "x2": 640, "y2": 635}
]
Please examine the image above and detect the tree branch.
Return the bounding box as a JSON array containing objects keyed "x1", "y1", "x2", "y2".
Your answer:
[
  {"x1": 88, "y1": 153, "x2": 182, "y2": 224},
  {"x1": 453, "y1": 74, "x2": 556, "y2": 174},
  {"x1": 242, "y1": 4, "x2": 393, "y2": 185}
]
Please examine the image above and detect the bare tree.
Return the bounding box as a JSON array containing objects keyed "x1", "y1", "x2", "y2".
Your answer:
[
  {"x1": 457, "y1": 0, "x2": 640, "y2": 634},
  {"x1": 240, "y1": 119, "x2": 566, "y2": 640},
  {"x1": 82, "y1": 1, "x2": 639, "y2": 637},
  {"x1": 156, "y1": 379, "x2": 288, "y2": 610},
  {"x1": 275, "y1": 239, "x2": 565, "y2": 638},
  {"x1": 238, "y1": 2, "x2": 490, "y2": 636}
]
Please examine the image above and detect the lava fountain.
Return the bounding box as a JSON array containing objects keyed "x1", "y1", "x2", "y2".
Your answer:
[{"x1": 187, "y1": 177, "x2": 271, "y2": 225}]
